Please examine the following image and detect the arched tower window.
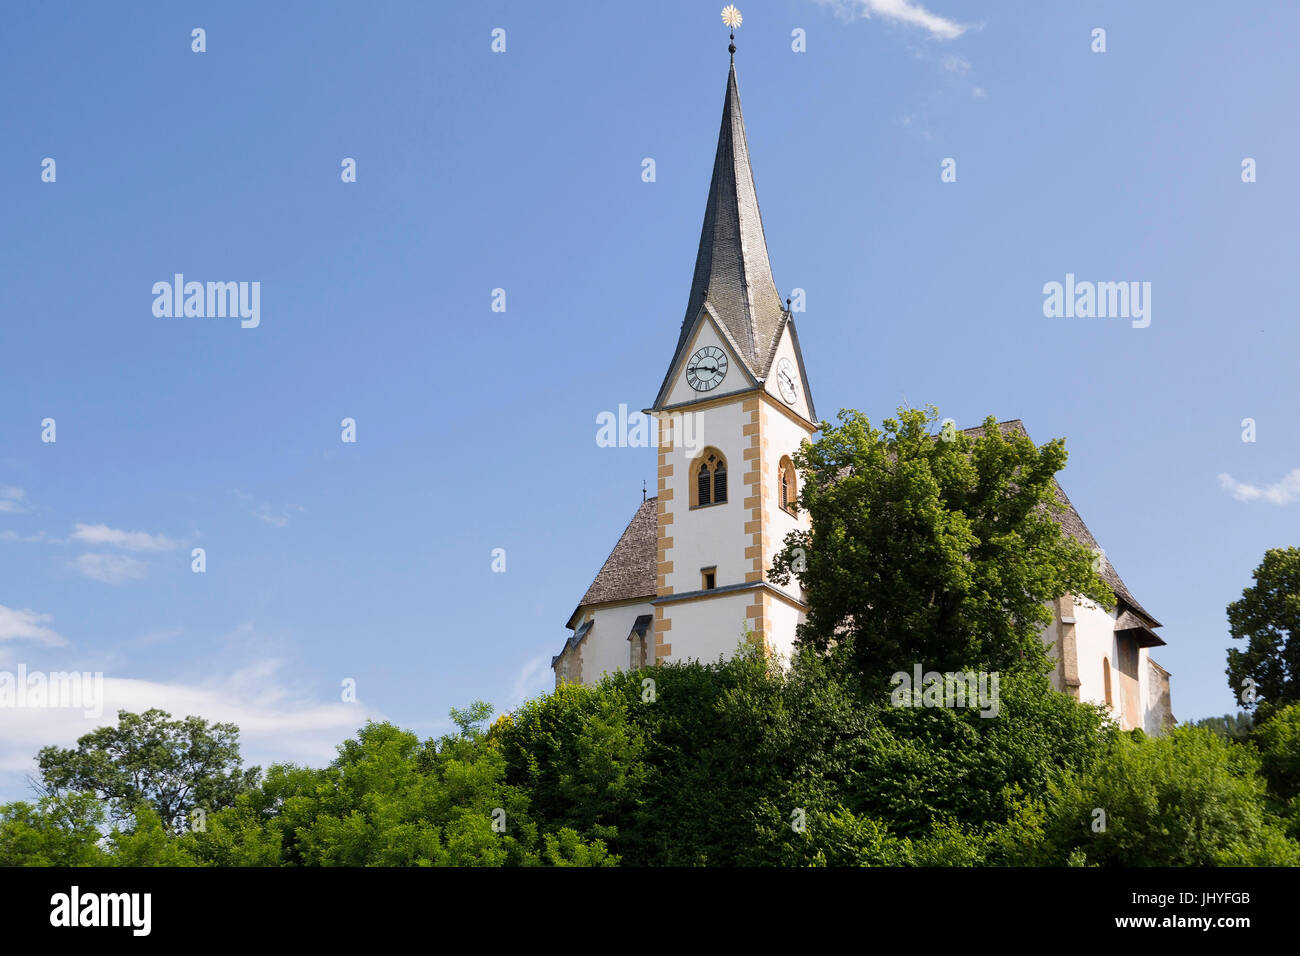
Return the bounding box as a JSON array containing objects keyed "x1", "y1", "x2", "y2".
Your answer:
[
  {"x1": 778, "y1": 456, "x2": 796, "y2": 514},
  {"x1": 1103, "y1": 656, "x2": 1113, "y2": 709},
  {"x1": 691, "y1": 449, "x2": 728, "y2": 508}
]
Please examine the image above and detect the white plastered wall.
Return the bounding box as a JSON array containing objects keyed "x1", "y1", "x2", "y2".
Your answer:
[
  {"x1": 573, "y1": 600, "x2": 654, "y2": 684},
  {"x1": 657, "y1": 590, "x2": 758, "y2": 664},
  {"x1": 763, "y1": 595, "x2": 804, "y2": 664},
  {"x1": 1056, "y1": 596, "x2": 1153, "y2": 731},
  {"x1": 661, "y1": 399, "x2": 751, "y2": 597}
]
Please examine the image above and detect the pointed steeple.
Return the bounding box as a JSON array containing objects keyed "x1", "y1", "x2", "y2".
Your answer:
[{"x1": 656, "y1": 58, "x2": 787, "y2": 407}]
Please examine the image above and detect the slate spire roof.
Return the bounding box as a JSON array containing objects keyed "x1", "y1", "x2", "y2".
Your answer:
[{"x1": 664, "y1": 59, "x2": 788, "y2": 391}]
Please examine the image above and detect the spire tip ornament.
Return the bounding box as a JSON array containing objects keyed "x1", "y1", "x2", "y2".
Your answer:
[{"x1": 721, "y1": 6, "x2": 741, "y2": 56}]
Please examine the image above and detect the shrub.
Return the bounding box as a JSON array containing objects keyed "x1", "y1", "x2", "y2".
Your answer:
[{"x1": 1041, "y1": 726, "x2": 1300, "y2": 866}]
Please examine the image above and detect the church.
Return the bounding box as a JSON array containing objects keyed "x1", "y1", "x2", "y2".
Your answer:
[{"x1": 552, "y1": 44, "x2": 1176, "y2": 736}]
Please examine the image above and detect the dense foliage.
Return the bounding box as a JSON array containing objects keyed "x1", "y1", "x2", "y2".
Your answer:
[
  {"x1": 1189, "y1": 711, "x2": 1254, "y2": 741},
  {"x1": 769, "y1": 407, "x2": 1112, "y2": 689},
  {"x1": 4, "y1": 661, "x2": 1299, "y2": 866},
  {"x1": 35, "y1": 709, "x2": 259, "y2": 833},
  {"x1": 1227, "y1": 546, "x2": 1300, "y2": 720}
]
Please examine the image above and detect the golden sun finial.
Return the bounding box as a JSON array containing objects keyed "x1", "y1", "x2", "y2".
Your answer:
[{"x1": 721, "y1": 6, "x2": 743, "y2": 30}]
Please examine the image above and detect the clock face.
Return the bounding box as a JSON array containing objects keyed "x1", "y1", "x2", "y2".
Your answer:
[
  {"x1": 686, "y1": 346, "x2": 728, "y2": 392},
  {"x1": 776, "y1": 357, "x2": 798, "y2": 405}
]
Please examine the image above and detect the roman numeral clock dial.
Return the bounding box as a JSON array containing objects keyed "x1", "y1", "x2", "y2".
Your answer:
[{"x1": 686, "y1": 346, "x2": 728, "y2": 392}]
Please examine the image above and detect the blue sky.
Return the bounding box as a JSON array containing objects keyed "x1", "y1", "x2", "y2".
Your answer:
[{"x1": 1, "y1": 1, "x2": 1297, "y2": 800}]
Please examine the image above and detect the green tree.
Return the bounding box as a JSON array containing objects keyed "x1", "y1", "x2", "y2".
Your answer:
[
  {"x1": 836, "y1": 670, "x2": 1113, "y2": 839},
  {"x1": 176, "y1": 763, "x2": 316, "y2": 866},
  {"x1": 0, "y1": 793, "x2": 108, "y2": 866},
  {"x1": 36, "y1": 709, "x2": 260, "y2": 832},
  {"x1": 107, "y1": 805, "x2": 199, "y2": 866},
  {"x1": 1250, "y1": 701, "x2": 1300, "y2": 839},
  {"x1": 770, "y1": 406, "x2": 1111, "y2": 688},
  {"x1": 737, "y1": 660, "x2": 1113, "y2": 866},
  {"x1": 1252, "y1": 702, "x2": 1300, "y2": 801},
  {"x1": 1041, "y1": 726, "x2": 1300, "y2": 866},
  {"x1": 1227, "y1": 547, "x2": 1300, "y2": 718},
  {"x1": 1188, "y1": 711, "x2": 1253, "y2": 741},
  {"x1": 502, "y1": 647, "x2": 784, "y2": 866},
  {"x1": 184, "y1": 714, "x2": 617, "y2": 867}
]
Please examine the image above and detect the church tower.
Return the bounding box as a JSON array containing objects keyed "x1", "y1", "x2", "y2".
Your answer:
[
  {"x1": 553, "y1": 37, "x2": 1173, "y2": 739},
  {"x1": 647, "y1": 46, "x2": 817, "y2": 667},
  {"x1": 551, "y1": 40, "x2": 819, "y2": 688}
]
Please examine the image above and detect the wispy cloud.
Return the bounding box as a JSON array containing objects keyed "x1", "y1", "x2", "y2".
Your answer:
[
  {"x1": 70, "y1": 553, "x2": 149, "y2": 584},
  {"x1": 232, "y1": 490, "x2": 304, "y2": 529},
  {"x1": 0, "y1": 530, "x2": 47, "y2": 544},
  {"x1": 70, "y1": 523, "x2": 180, "y2": 552},
  {"x1": 250, "y1": 503, "x2": 305, "y2": 528},
  {"x1": 0, "y1": 487, "x2": 30, "y2": 514},
  {"x1": 815, "y1": 0, "x2": 967, "y2": 40},
  {"x1": 507, "y1": 652, "x2": 555, "y2": 710},
  {"x1": 1219, "y1": 469, "x2": 1300, "y2": 505},
  {"x1": 0, "y1": 605, "x2": 67, "y2": 646}
]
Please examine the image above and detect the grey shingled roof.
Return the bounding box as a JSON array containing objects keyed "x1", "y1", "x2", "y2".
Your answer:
[
  {"x1": 564, "y1": 497, "x2": 657, "y2": 628},
  {"x1": 655, "y1": 61, "x2": 787, "y2": 408}
]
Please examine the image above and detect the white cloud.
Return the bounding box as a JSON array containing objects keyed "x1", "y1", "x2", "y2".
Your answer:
[
  {"x1": 70, "y1": 523, "x2": 180, "y2": 552},
  {"x1": 1219, "y1": 469, "x2": 1300, "y2": 505},
  {"x1": 251, "y1": 503, "x2": 305, "y2": 528},
  {"x1": 232, "y1": 491, "x2": 304, "y2": 529},
  {"x1": 943, "y1": 53, "x2": 970, "y2": 73},
  {"x1": 71, "y1": 553, "x2": 149, "y2": 584},
  {"x1": 816, "y1": 0, "x2": 967, "y2": 40},
  {"x1": 0, "y1": 605, "x2": 67, "y2": 646},
  {"x1": 0, "y1": 487, "x2": 29, "y2": 514},
  {"x1": 0, "y1": 530, "x2": 46, "y2": 543},
  {"x1": 0, "y1": 659, "x2": 379, "y2": 775}
]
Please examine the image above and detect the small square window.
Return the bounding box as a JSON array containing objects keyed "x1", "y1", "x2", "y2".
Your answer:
[{"x1": 702, "y1": 568, "x2": 717, "y2": 590}]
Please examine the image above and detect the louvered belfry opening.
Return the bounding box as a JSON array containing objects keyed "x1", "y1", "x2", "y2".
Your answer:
[
  {"x1": 779, "y1": 456, "x2": 796, "y2": 513},
  {"x1": 693, "y1": 451, "x2": 728, "y2": 508}
]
